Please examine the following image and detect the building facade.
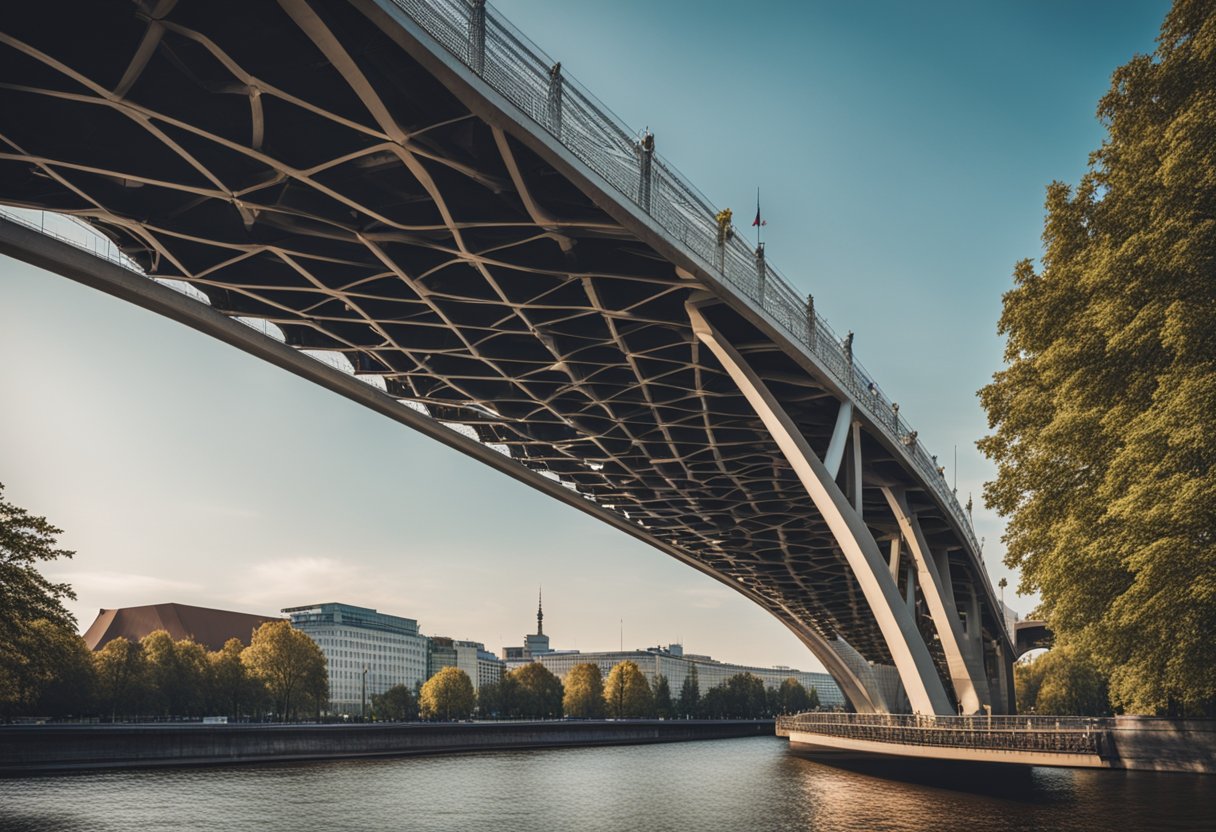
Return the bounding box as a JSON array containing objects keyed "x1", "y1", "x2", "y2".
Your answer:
[
  {"x1": 510, "y1": 644, "x2": 845, "y2": 709},
  {"x1": 283, "y1": 603, "x2": 428, "y2": 715}
]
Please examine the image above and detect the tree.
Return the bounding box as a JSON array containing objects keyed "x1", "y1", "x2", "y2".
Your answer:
[
  {"x1": 0, "y1": 484, "x2": 79, "y2": 714},
  {"x1": 722, "y1": 673, "x2": 767, "y2": 718},
  {"x1": 562, "y1": 662, "x2": 605, "y2": 718},
  {"x1": 209, "y1": 638, "x2": 262, "y2": 719},
  {"x1": 603, "y1": 660, "x2": 653, "y2": 718},
  {"x1": 372, "y1": 683, "x2": 418, "y2": 721},
  {"x1": 241, "y1": 620, "x2": 327, "y2": 721},
  {"x1": 477, "y1": 674, "x2": 517, "y2": 719},
  {"x1": 677, "y1": 665, "x2": 700, "y2": 718},
  {"x1": 509, "y1": 663, "x2": 564, "y2": 719},
  {"x1": 978, "y1": 0, "x2": 1216, "y2": 716},
  {"x1": 653, "y1": 674, "x2": 673, "y2": 719},
  {"x1": 142, "y1": 631, "x2": 210, "y2": 717},
  {"x1": 0, "y1": 483, "x2": 76, "y2": 641},
  {"x1": 776, "y1": 677, "x2": 813, "y2": 715},
  {"x1": 0, "y1": 619, "x2": 95, "y2": 717},
  {"x1": 419, "y1": 667, "x2": 475, "y2": 721},
  {"x1": 94, "y1": 637, "x2": 148, "y2": 719},
  {"x1": 1016, "y1": 648, "x2": 1111, "y2": 716}
]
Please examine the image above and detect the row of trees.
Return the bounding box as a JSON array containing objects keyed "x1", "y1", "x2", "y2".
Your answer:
[
  {"x1": 372, "y1": 661, "x2": 821, "y2": 722},
  {"x1": 4, "y1": 618, "x2": 328, "y2": 721}
]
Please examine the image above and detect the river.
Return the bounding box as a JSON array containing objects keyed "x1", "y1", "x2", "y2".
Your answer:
[{"x1": 1, "y1": 736, "x2": 1211, "y2": 831}]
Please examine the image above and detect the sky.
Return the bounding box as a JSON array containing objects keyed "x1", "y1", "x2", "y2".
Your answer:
[{"x1": 0, "y1": 0, "x2": 1169, "y2": 672}]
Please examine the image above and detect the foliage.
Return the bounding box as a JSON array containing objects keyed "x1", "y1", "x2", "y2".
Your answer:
[
  {"x1": 561, "y1": 662, "x2": 605, "y2": 718},
  {"x1": 0, "y1": 483, "x2": 77, "y2": 642},
  {"x1": 978, "y1": 0, "x2": 1216, "y2": 715},
  {"x1": 241, "y1": 620, "x2": 328, "y2": 720},
  {"x1": 1015, "y1": 648, "x2": 1111, "y2": 716},
  {"x1": 142, "y1": 631, "x2": 211, "y2": 717},
  {"x1": 701, "y1": 673, "x2": 768, "y2": 718},
  {"x1": 603, "y1": 660, "x2": 653, "y2": 718},
  {"x1": 209, "y1": 637, "x2": 263, "y2": 718},
  {"x1": 372, "y1": 683, "x2": 418, "y2": 721},
  {"x1": 476, "y1": 674, "x2": 516, "y2": 718},
  {"x1": 508, "y1": 663, "x2": 564, "y2": 719},
  {"x1": 419, "y1": 667, "x2": 475, "y2": 720},
  {"x1": 94, "y1": 637, "x2": 148, "y2": 719},
  {"x1": 0, "y1": 619, "x2": 95, "y2": 717},
  {"x1": 775, "y1": 677, "x2": 817, "y2": 714},
  {"x1": 652, "y1": 674, "x2": 673, "y2": 719},
  {"x1": 677, "y1": 665, "x2": 700, "y2": 718}
]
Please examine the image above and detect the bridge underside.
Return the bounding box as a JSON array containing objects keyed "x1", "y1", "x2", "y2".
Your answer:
[{"x1": 0, "y1": 0, "x2": 1012, "y2": 712}]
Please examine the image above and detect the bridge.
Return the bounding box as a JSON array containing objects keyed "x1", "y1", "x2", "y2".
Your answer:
[{"x1": 0, "y1": 0, "x2": 1015, "y2": 716}]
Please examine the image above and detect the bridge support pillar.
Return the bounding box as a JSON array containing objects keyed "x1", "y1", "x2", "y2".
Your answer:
[
  {"x1": 882, "y1": 487, "x2": 992, "y2": 714},
  {"x1": 688, "y1": 302, "x2": 953, "y2": 715}
]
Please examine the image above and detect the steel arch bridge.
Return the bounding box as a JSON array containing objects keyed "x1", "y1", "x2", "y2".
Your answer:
[{"x1": 0, "y1": 0, "x2": 1015, "y2": 715}]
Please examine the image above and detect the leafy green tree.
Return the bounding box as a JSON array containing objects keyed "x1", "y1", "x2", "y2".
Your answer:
[
  {"x1": 722, "y1": 673, "x2": 767, "y2": 718},
  {"x1": 677, "y1": 665, "x2": 700, "y2": 718},
  {"x1": 699, "y1": 684, "x2": 727, "y2": 719},
  {"x1": 652, "y1": 674, "x2": 673, "y2": 719},
  {"x1": 0, "y1": 483, "x2": 76, "y2": 641},
  {"x1": 978, "y1": 0, "x2": 1216, "y2": 716},
  {"x1": 562, "y1": 662, "x2": 605, "y2": 718},
  {"x1": 208, "y1": 638, "x2": 262, "y2": 718},
  {"x1": 477, "y1": 674, "x2": 516, "y2": 718},
  {"x1": 776, "y1": 677, "x2": 813, "y2": 715},
  {"x1": 509, "y1": 663, "x2": 564, "y2": 719},
  {"x1": 142, "y1": 631, "x2": 210, "y2": 717},
  {"x1": 419, "y1": 667, "x2": 475, "y2": 721},
  {"x1": 94, "y1": 637, "x2": 148, "y2": 719},
  {"x1": 604, "y1": 660, "x2": 653, "y2": 718},
  {"x1": 1016, "y1": 648, "x2": 1111, "y2": 716},
  {"x1": 241, "y1": 620, "x2": 327, "y2": 721},
  {"x1": 372, "y1": 683, "x2": 418, "y2": 721},
  {"x1": 0, "y1": 484, "x2": 79, "y2": 714},
  {"x1": 0, "y1": 619, "x2": 95, "y2": 717}
]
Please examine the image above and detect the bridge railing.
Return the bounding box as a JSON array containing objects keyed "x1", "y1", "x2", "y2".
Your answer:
[
  {"x1": 388, "y1": 0, "x2": 981, "y2": 557},
  {"x1": 776, "y1": 712, "x2": 1109, "y2": 756}
]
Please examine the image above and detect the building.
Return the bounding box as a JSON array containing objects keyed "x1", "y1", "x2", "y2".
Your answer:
[
  {"x1": 427, "y1": 636, "x2": 505, "y2": 692},
  {"x1": 519, "y1": 645, "x2": 845, "y2": 709},
  {"x1": 497, "y1": 598, "x2": 844, "y2": 707},
  {"x1": 82, "y1": 602, "x2": 278, "y2": 652},
  {"x1": 283, "y1": 602, "x2": 428, "y2": 715},
  {"x1": 501, "y1": 589, "x2": 552, "y2": 661}
]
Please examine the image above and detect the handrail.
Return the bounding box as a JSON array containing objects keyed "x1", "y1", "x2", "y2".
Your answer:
[{"x1": 387, "y1": 0, "x2": 982, "y2": 560}]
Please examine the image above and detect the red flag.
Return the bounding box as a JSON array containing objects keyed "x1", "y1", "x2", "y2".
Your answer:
[{"x1": 752, "y1": 197, "x2": 766, "y2": 227}]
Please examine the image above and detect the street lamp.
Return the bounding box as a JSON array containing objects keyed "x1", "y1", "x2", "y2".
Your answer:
[{"x1": 362, "y1": 665, "x2": 368, "y2": 721}]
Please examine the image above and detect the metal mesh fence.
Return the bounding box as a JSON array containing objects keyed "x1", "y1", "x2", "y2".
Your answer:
[{"x1": 387, "y1": 0, "x2": 981, "y2": 554}]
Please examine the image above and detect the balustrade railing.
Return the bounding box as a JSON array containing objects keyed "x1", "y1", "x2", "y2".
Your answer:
[
  {"x1": 387, "y1": 0, "x2": 981, "y2": 557},
  {"x1": 776, "y1": 713, "x2": 1109, "y2": 756}
]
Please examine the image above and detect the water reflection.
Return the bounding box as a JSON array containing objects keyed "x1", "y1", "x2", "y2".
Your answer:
[{"x1": 1, "y1": 737, "x2": 1211, "y2": 832}]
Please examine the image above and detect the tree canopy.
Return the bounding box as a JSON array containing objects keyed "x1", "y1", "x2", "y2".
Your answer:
[
  {"x1": 508, "y1": 662, "x2": 564, "y2": 719},
  {"x1": 603, "y1": 660, "x2": 653, "y2": 718},
  {"x1": 979, "y1": 0, "x2": 1216, "y2": 715},
  {"x1": 1015, "y1": 648, "x2": 1111, "y2": 717},
  {"x1": 419, "y1": 667, "x2": 475, "y2": 721},
  {"x1": 562, "y1": 662, "x2": 605, "y2": 718},
  {"x1": 373, "y1": 683, "x2": 418, "y2": 721},
  {"x1": 241, "y1": 620, "x2": 328, "y2": 720}
]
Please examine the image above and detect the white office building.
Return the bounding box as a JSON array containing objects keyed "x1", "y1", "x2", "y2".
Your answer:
[{"x1": 284, "y1": 602, "x2": 428, "y2": 715}]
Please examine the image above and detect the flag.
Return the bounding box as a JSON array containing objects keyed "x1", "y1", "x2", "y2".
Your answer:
[{"x1": 752, "y1": 191, "x2": 767, "y2": 227}]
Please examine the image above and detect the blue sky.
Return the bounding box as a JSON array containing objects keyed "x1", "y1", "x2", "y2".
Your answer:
[{"x1": 0, "y1": 1, "x2": 1168, "y2": 671}]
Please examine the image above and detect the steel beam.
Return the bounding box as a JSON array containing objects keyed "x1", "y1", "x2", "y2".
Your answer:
[
  {"x1": 882, "y1": 487, "x2": 991, "y2": 713},
  {"x1": 688, "y1": 302, "x2": 952, "y2": 715}
]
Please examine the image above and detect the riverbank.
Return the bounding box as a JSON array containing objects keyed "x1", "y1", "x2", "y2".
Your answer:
[{"x1": 0, "y1": 719, "x2": 773, "y2": 774}]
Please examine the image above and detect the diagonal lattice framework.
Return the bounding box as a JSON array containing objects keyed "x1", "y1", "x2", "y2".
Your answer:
[{"x1": 0, "y1": 0, "x2": 1011, "y2": 711}]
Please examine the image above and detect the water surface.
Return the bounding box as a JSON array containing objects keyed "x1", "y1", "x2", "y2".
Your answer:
[{"x1": 2, "y1": 737, "x2": 1211, "y2": 831}]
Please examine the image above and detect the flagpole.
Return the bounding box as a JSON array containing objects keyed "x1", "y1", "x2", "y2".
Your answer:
[{"x1": 756, "y1": 187, "x2": 761, "y2": 248}]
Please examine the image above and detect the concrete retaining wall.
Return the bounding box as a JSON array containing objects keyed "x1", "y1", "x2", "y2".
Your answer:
[
  {"x1": 0, "y1": 720, "x2": 774, "y2": 774},
  {"x1": 1106, "y1": 717, "x2": 1216, "y2": 774}
]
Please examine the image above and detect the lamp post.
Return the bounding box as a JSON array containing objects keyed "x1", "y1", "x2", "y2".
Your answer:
[{"x1": 362, "y1": 665, "x2": 368, "y2": 721}]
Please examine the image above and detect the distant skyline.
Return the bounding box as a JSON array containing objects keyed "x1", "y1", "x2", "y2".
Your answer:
[{"x1": 0, "y1": 0, "x2": 1168, "y2": 671}]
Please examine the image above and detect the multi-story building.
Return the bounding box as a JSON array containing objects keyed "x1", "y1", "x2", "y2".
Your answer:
[
  {"x1": 522, "y1": 645, "x2": 845, "y2": 709},
  {"x1": 426, "y1": 636, "x2": 505, "y2": 692},
  {"x1": 283, "y1": 602, "x2": 428, "y2": 715}
]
